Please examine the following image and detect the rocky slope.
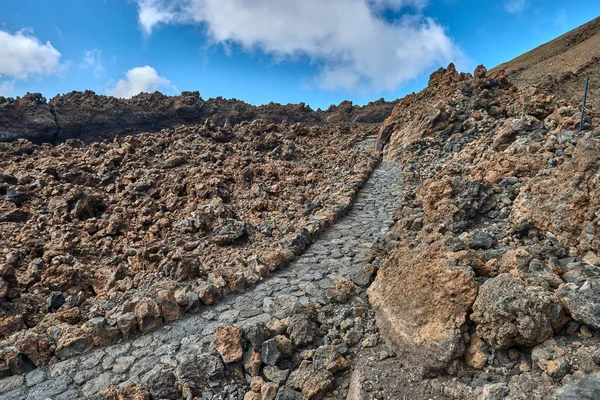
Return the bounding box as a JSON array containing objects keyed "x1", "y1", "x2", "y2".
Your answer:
[
  {"x1": 0, "y1": 120, "x2": 380, "y2": 377},
  {"x1": 494, "y1": 16, "x2": 600, "y2": 111},
  {"x1": 0, "y1": 91, "x2": 397, "y2": 144},
  {"x1": 368, "y1": 61, "x2": 600, "y2": 399}
]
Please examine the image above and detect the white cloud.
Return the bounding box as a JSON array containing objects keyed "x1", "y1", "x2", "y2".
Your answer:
[
  {"x1": 82, "y1": 49, "x2": 104, "y2": 78},
  {"x1": 505, "y1": 0, "x2": 527, "y2": 13},
  {"x1": 134, "y1": 0, "x2": 457, "y2": 92},
  {"x1": 106, "y1": 65, "x2": 174, "y2": 98},
  {"x1": 0, "y1": 29, "x2": 63, "y2": 80},
  {"x1": 0, "y1": 80, "x2": 14, "y2": 96}
]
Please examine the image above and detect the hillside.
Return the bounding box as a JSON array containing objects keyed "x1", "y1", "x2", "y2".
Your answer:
[{"x1": 494, "y1": 16, "x2": 600, "y2": 110}]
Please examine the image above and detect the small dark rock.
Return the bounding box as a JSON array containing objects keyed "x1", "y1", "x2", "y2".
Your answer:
[{"x1": 46, "y1": 293, "x2": 65, "y2": 313}]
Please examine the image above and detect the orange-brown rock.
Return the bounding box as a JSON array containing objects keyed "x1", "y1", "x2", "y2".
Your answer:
[
  {"x1": 102, "y1": 383, "x2": 151, "y2": 400},
  {"x1": 213, "y1": 325, "x2": 244, "y2": 363},
  {"x1": 511, "y1": 138, "x2": 600, "y2": 254},
  {"x1": 368, "y1": 242, "x2": 478, "y2": 372}
]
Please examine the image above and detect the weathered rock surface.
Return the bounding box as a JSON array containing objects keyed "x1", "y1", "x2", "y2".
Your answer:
[
  {"x1": 556, "y1": 278, "x2": 600, "y2": 329},
  {"x1": 368, "y1": 242, "x2": 478, "y2": 372},
  {"x1": 471, "y1": 274, "x2": 563, "y2": 348},
  {"x1": 0, "y1": 159, "x2": 404, "y2": 399}
]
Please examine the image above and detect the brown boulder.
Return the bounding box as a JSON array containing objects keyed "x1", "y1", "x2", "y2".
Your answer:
[
  {"x1": 134, "y1": 298, "x2": 163, "y2": 333},
  {"x1": 368, "y1": 242, "x2": 478, "y2": 372}
]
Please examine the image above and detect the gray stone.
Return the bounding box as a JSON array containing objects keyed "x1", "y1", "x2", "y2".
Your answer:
[
  {"x1": 263, "y1": 295, "x2": 300, "y2": 319},
  {"x1": 79, "y1": 350, "x2": 105, "y2": 370},
  {"x1": 175, "y1": 353, "x2": 224, "y2": 396},
  {"x1": 116, "y1": 312, "x2": 138, "y2": 339},
  {"x1": 467, "y1": 231, "x2": 496, "y2": 250},
  {"x1": 0, "y1": 375, "x2": 24, "y2": 395},
  {"x1": 262, "y1": 338, "x2": 282, "y2": 366},
  {"x1": 263, "y1": 365, "x2": 290, "y2": 386},
  {"x1": 286, "y1": 309, "x2": 316, "y2": 347},
  {"x1": 48, "y1": 358, "x2": 79, "y2": 377},
  {"x1": 0, "y1": 388, "x2": 27, "y2": 400},
  {"x1": 244, "y1": 322, "x2": 267, "y2": 349},
  {"x1": 554, "y1": 372, "x2": 600, "y2": 399},
  {"x1": 27, "y1": 374, "x2": 72, "y2": 399},
  {"x1": 25, "y1": 369, "x2": 46, "y2": 387},
  {"x1": 141, "y1": 365, "x2": 180, "y2": 399},
  {"x1": 471, "y1": 274, "x2": 563, "y2": 348},
  {"x1": 532, "y1": 339, "x2": 570, "y2": 380},
  {"x1": 557, "y1": 278, "x2": 600, "y2": 329},
  {"x1": 81, "y1": 372, "x2": 120, "y2": 397},
  {"x1": 482, "y1": 383, "x2": 510, "y2": 400},
  {"x1": 275, "y1": 386, "x2": 303, "y2": 400},
  {"x1": 113, "y1": 356, "x2": 136, "y2": 374}
]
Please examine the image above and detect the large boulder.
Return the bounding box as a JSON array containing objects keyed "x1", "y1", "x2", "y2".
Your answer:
[
  {"x1": 471, "y1": 274, "x2": 565, "y2": 349},
  {"x1": 368, "y1": 242, "x2": 478, "y2": 372}
]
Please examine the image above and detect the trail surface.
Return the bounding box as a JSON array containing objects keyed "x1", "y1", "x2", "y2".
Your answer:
[{"x1": 0, "y1": 159, "x2": 403, "y2": 400}]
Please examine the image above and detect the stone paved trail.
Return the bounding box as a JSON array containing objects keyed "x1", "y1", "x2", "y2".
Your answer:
[{"x1": 0, "y1": 159, "x2": 403, "y2": 400}]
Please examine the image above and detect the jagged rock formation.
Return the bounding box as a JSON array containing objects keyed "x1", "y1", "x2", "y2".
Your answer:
[
  {"x1": 0, "y1": 91, "x2": 397, "y2": 144},
  {"x1": 368, "y1": 58, "x2": 600, "y2": 398}
]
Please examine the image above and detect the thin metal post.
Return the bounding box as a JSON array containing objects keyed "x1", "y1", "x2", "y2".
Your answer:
[{"x1": 580, "y1": 75, "x2": 590, "y2": 132}]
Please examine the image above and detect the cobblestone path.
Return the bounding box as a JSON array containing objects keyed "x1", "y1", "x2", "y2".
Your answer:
[{"x1": 0, "y1": 159, "x2": 403, "y2": 400}]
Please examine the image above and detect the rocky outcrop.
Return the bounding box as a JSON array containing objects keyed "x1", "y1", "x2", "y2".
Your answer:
[
  {"x1": 0, "y1": 93, "x2": 58, "y2": 143},
  {"x1": 510, "y1": 138, "x2": 600, "y2": 254},
  {"x1": 371, "y1": 61, "x2": 600, "y2": 396},
  {"x1": 0, "y1": 91, "x2": 397, "y2": 144}
]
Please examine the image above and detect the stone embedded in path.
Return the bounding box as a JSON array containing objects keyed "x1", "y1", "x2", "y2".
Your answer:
[{"x1": 213, "y1": 325, "x2": 244, "y2": 363}]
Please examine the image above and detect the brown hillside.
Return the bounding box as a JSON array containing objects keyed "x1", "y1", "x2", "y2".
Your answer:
[{"x1": 494, "y1": 16, "x2": 600, "y2": 110}]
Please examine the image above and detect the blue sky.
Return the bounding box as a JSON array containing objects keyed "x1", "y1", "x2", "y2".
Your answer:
[{"x1": 0, "y1": 0, "x2": 599, "y2": 109}]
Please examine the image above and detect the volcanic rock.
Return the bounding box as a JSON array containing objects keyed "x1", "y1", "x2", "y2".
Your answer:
[
  {"x1": 471, "y1": 274, "x2": 564, "y2": 348},
  {"x1": 368, "y1": 242, "x2": 478, "y2": 372},
  {"x1": 556, "y1": 278, "x2": 600, "y2": 329},
  {"x1": 213, "y1": 325, "x2": 244, "y2": 363}
]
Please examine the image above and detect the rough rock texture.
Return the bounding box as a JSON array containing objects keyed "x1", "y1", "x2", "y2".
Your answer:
[
  {"x1": 0, "y1": 159, "x2": 405, "y2": 400},
  {"x1": 554, "y1": 372, "x2": 600, "y2": 399},
  {"x1": 471, "y1": 274, "x2": 563, "y2": 348},
  {"x1": 510, "y1": 138, "x2": 600, "y2": 254},
  {"x1": 556, "y1": 278, "x2": 600, "y2": 328},
  {"x1": 371, "y1": 56, "x2": 600, "y2": 397},
  {"x1": 0, "y1": 121, "x2": 379, "y2": 372},
  {"x1": 368, "y1": 242, "x2": 478, "y2": 372},
  {"x1": 0, "y1": 91, "x2": 397, "y2": 144}
]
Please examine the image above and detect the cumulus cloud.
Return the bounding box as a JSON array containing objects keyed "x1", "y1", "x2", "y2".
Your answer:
[
  {"x1": 504, "y1": 0, "x2": 527, "y2": 13},
  {"x1": 82, "y1": 49, "x2": 104, "y2": 78},
  {"x1": 135, "y1": 0, "x2": 457, "y2": 92},
  {"x1": 0, "y1": 29, "x2": 63, "y2": 80},
  {"x1": 106, "y1": 65, "x2": 174, "y2": 98}
]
